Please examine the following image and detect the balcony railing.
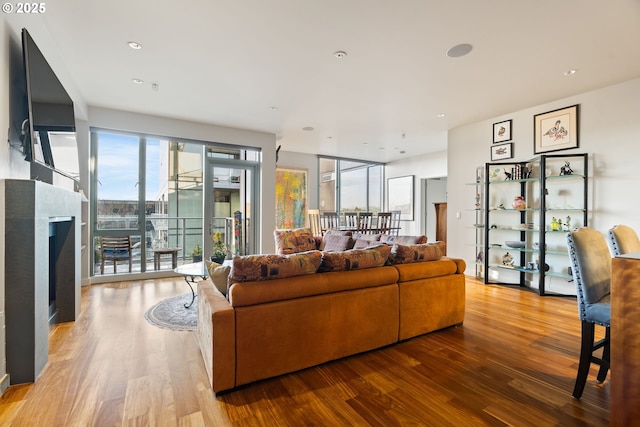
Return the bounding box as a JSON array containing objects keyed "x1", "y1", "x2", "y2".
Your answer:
[{"x1": 94, "y1": 215, "x2": 237, "y2": 275}]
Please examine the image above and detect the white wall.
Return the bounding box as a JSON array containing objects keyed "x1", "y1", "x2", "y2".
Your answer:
[
  {"x1": 385, "y1": 150, "x2": 447, "y2": 235},
  {"x1": 447, "y1": 77, "x2": 640, "y2": 271}
]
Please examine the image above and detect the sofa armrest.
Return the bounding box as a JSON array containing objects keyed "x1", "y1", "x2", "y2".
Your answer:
[
  {"x1": 443, "y1": 257, "x2": 466, "y2": 275},
  {"x1": 197, "y1": 280, "x2": 236, "y2": 393}
]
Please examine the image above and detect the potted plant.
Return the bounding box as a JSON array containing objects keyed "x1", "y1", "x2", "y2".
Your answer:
[
  {"x1": 210, "y1": 232, "x2": 227, "y2": 264},
  {"x1": 191, "y1": 244, "x2": 203, "y2": 263}
]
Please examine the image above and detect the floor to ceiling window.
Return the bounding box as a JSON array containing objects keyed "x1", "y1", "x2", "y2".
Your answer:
[
  {"x1": 318, "y1": 157, "x2": 384, "y2": 213},
  {"x1": 91, "y1": 129, "x2": 260, "y2": 276}
]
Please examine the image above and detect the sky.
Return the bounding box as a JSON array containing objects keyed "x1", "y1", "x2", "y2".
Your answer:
[{"x1": 97, "y1": 133, "x2": 160, "y2": 201}]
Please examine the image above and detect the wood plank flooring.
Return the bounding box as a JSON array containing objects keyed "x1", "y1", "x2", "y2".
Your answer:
[{"x1": 0, "y1": 276, "x2": 609, "y2": 426}]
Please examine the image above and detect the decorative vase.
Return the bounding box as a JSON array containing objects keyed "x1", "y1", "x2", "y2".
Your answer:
[
  {"x1": 210, "y1": 256, "x2": 225, "y2": 264},
  {"x1": 512, "y1": 196, "x2": 526, "y2": 210}
]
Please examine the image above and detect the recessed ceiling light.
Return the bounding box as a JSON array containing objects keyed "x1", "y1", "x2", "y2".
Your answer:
[
  {"x1": 302, "y1": 126, "x2": 314, "y2": 131},
  {"x1": 436, "y1": 113, "x2": 446, "y2": 118},
  {"x1": 128, "y1": 41, "x2": 142, "y2": 50},
  {"x1": 132, "y1": 78, "x2": 144, "y2": 84},
  {"x1": 334, "y1": 50, "x2": 347, "y2": 59},
  {"x1": 269, "y1": 106, "x2": 278, "y2": 111},
  {"x1": 564, "y1": 69, "x2": 578, "y2": 76},
  {"x1": 446, "y1": 43, "x2": 473, "y2": 58}
]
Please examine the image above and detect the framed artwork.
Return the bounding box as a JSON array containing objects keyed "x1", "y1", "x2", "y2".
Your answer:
[
  {"x1": 493, "y1": 119, "x2": 512, "y2": 143},
  {"x1": 534, "y1": 104, "x2": 579, "y2": 154},
  {"x1": 275, "y1": 167, "x2": 308, "y2": 229},
  {"x1": 387, "y1": 175, "x2": 414, "y2": 221},
  {"x1": 491, "y1": 143, "x2": 513, "y2": 161}
]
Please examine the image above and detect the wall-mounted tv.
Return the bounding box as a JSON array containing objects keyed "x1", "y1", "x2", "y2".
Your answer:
[{"x1": 21, "y1": 28, "x2": 79, "y2": 183}]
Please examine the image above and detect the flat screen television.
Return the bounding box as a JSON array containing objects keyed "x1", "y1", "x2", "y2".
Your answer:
[{"x1": 21, "y1": 28, "x2": 79, "y2": 183}]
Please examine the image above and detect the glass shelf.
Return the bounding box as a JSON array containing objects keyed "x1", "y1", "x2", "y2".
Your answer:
[{"x1": 489, "y1": 263, "x2": 540, "y2": 274}]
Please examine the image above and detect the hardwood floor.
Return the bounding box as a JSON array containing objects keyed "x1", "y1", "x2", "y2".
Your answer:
[{"x1": 0, "y1": 276, "x2": 609, "y2": 426}]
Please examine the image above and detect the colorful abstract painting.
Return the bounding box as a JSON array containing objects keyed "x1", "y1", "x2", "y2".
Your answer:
[{"x1": 275, "y1": 167, "x2": 308, "y2": 229}]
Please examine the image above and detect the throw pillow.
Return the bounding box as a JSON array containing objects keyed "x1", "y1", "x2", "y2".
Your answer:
[
  {"x1": 391, "y1": 241, "x2": 445, "y2": 264},
  {"x1": 205, "y1": 260, "x2": 232, "y2": 296},
  {"x1": 319, "y1": 229, "x2": 353, "y2": 250},
  {"x1": 274, "y1": 228, "x2": 317, "y2": 255},
  {"x1": 231, "y1": 250, "x2": 322, "y2": 282},
  {"x1": 380, "y1": 234, "x2": 428, "y2": 245},
  {"x1": 352, "y1": 233, "x2": 382, "y2": 249},
  {"x1": 322, "y1": 234, "x2": 354, "y2": 252},
  {"x1": 319, "y1": 244, "x2": 391, "y2": 272}
]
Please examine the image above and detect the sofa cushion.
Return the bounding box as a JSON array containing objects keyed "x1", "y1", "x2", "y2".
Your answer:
[
  {"x1": 322, "y1": 234, "x2": 354, "y2": 252},
  {"x1": 274, "y1": 228, "x2": 317, "y2": 255},
  {"x1": 319, "y1": 229, "x2": 353, "y2": 250},
  {"x1": 231, "y1": 250, "x2": 322, "y2": 282},
  {"x1": 391, "y1": 241, "x2": 445, "y2": 264},
  {"x1": 205, "y1": 260, "x2": 232, "y2": 295},
  {"x1": 380, "y1": 234, "x2": 427, "y2": 245},
  {"x1": 319, "y1": 244, "x2": 391, "y2": 272}
]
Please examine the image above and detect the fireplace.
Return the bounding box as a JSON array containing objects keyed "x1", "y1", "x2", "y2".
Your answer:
[{"x1": 3, "y1": 179, "x2": 81, "y2": 384}]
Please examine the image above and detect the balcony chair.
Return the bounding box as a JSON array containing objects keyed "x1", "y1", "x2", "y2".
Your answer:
[
  {"x1": 308, "y1": 209, "x2": 322, "y2": 237},
  {"x1": 566, "y1": 227, "x2": 611, "y2": 399},
  {"x1": 100, "y1": 236, "x2": 133, "y2": 274},
  {"x1": 608, "y1": 224, "x2": 640, "y2": 256}
]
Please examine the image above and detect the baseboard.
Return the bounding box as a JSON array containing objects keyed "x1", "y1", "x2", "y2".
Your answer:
[{"x1": 0, "y1": 373, "x2": 10, "y2": 396}]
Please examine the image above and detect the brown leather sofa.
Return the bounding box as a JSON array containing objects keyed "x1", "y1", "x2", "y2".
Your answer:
[{"x1": 197, "y1": 256, "x2": 466, "y2": 393}]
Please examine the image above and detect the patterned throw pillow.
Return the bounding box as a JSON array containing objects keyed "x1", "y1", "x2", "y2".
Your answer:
[
  {"x1": 205, "y1": 260, "x2": 232, "y2": 295},
  {"x1": 380, "y1": 234, "x2": 428, "y2": 245},
  {"x1": 319, "y1": 244, "x2": 391, "y2": 272},
  {"x1": 351, "y1": 233, "x2": 382, "y2": 249},
  {"x1": 319, "y1": 229, "x2": 353, "y2": 250},
  {"x1": 231, "y1": 250, "x2": 322, "y2": 282},
  {"x1": 274, "y1": 228, "x2": 317, "y2": 255},
  {"x1": 391, "y1": 241, "x2": 445, "y2": 264},
  {"x1": 322, "y1": 234, "x2": 354, "y2": 252}
]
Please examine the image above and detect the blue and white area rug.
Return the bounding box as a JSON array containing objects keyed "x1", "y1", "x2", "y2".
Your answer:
[{"x1": 144, "y1": 293, "x2": 197, "y2": 331}]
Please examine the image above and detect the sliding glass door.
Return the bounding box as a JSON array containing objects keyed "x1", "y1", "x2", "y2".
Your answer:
[{"x1": 204, "y1": 153, "x2": 259, "y2": 258}]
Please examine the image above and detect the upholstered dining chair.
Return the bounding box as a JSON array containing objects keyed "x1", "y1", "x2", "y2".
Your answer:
[
  {"x1": 566, "y1": 227, "x2": 611, "y2": 399},
  {"x1": 308, "y1": 209, "x2": 322, "y2": 237},
  {"x1": 608, "y1": 224, "x2": 640, "y2": 256}
]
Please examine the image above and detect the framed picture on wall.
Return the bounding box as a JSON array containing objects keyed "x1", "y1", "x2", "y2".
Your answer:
[
  {"x1": 275, "y1": 167, "x2": 308, "y2": 229},
  {"x1": 491, "y1": 143, "x2": 513, "y2": 161},
  {"x1": 493, "y1": 119, "x2": 512, "y2": 143},
  {"x1": 387, "y1": 175, "x2": 414, "y2": 221},
  {"x1": 534, "y1": 104, "x2": 579, "y2": 154}
]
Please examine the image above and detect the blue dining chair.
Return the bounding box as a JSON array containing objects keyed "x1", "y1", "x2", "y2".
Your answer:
[
  {"x1": 608, "y1": 224, "x2": 640, "y2": 256},
  {"x1": 566, "y1": 227, "x2": 611, "y2": 399}
]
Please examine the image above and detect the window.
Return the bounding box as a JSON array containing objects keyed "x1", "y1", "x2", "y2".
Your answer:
[
  {"x1": 91, "y1": 129, "x2": 261, "y2": 276},
  {"x1": 318, "y1": 157, "x2": 384, "y2": 213}
]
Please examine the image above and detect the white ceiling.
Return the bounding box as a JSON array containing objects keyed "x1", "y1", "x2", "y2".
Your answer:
[{"x1": 28, "y1": 0, "x2": 640, "y2": 162}]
